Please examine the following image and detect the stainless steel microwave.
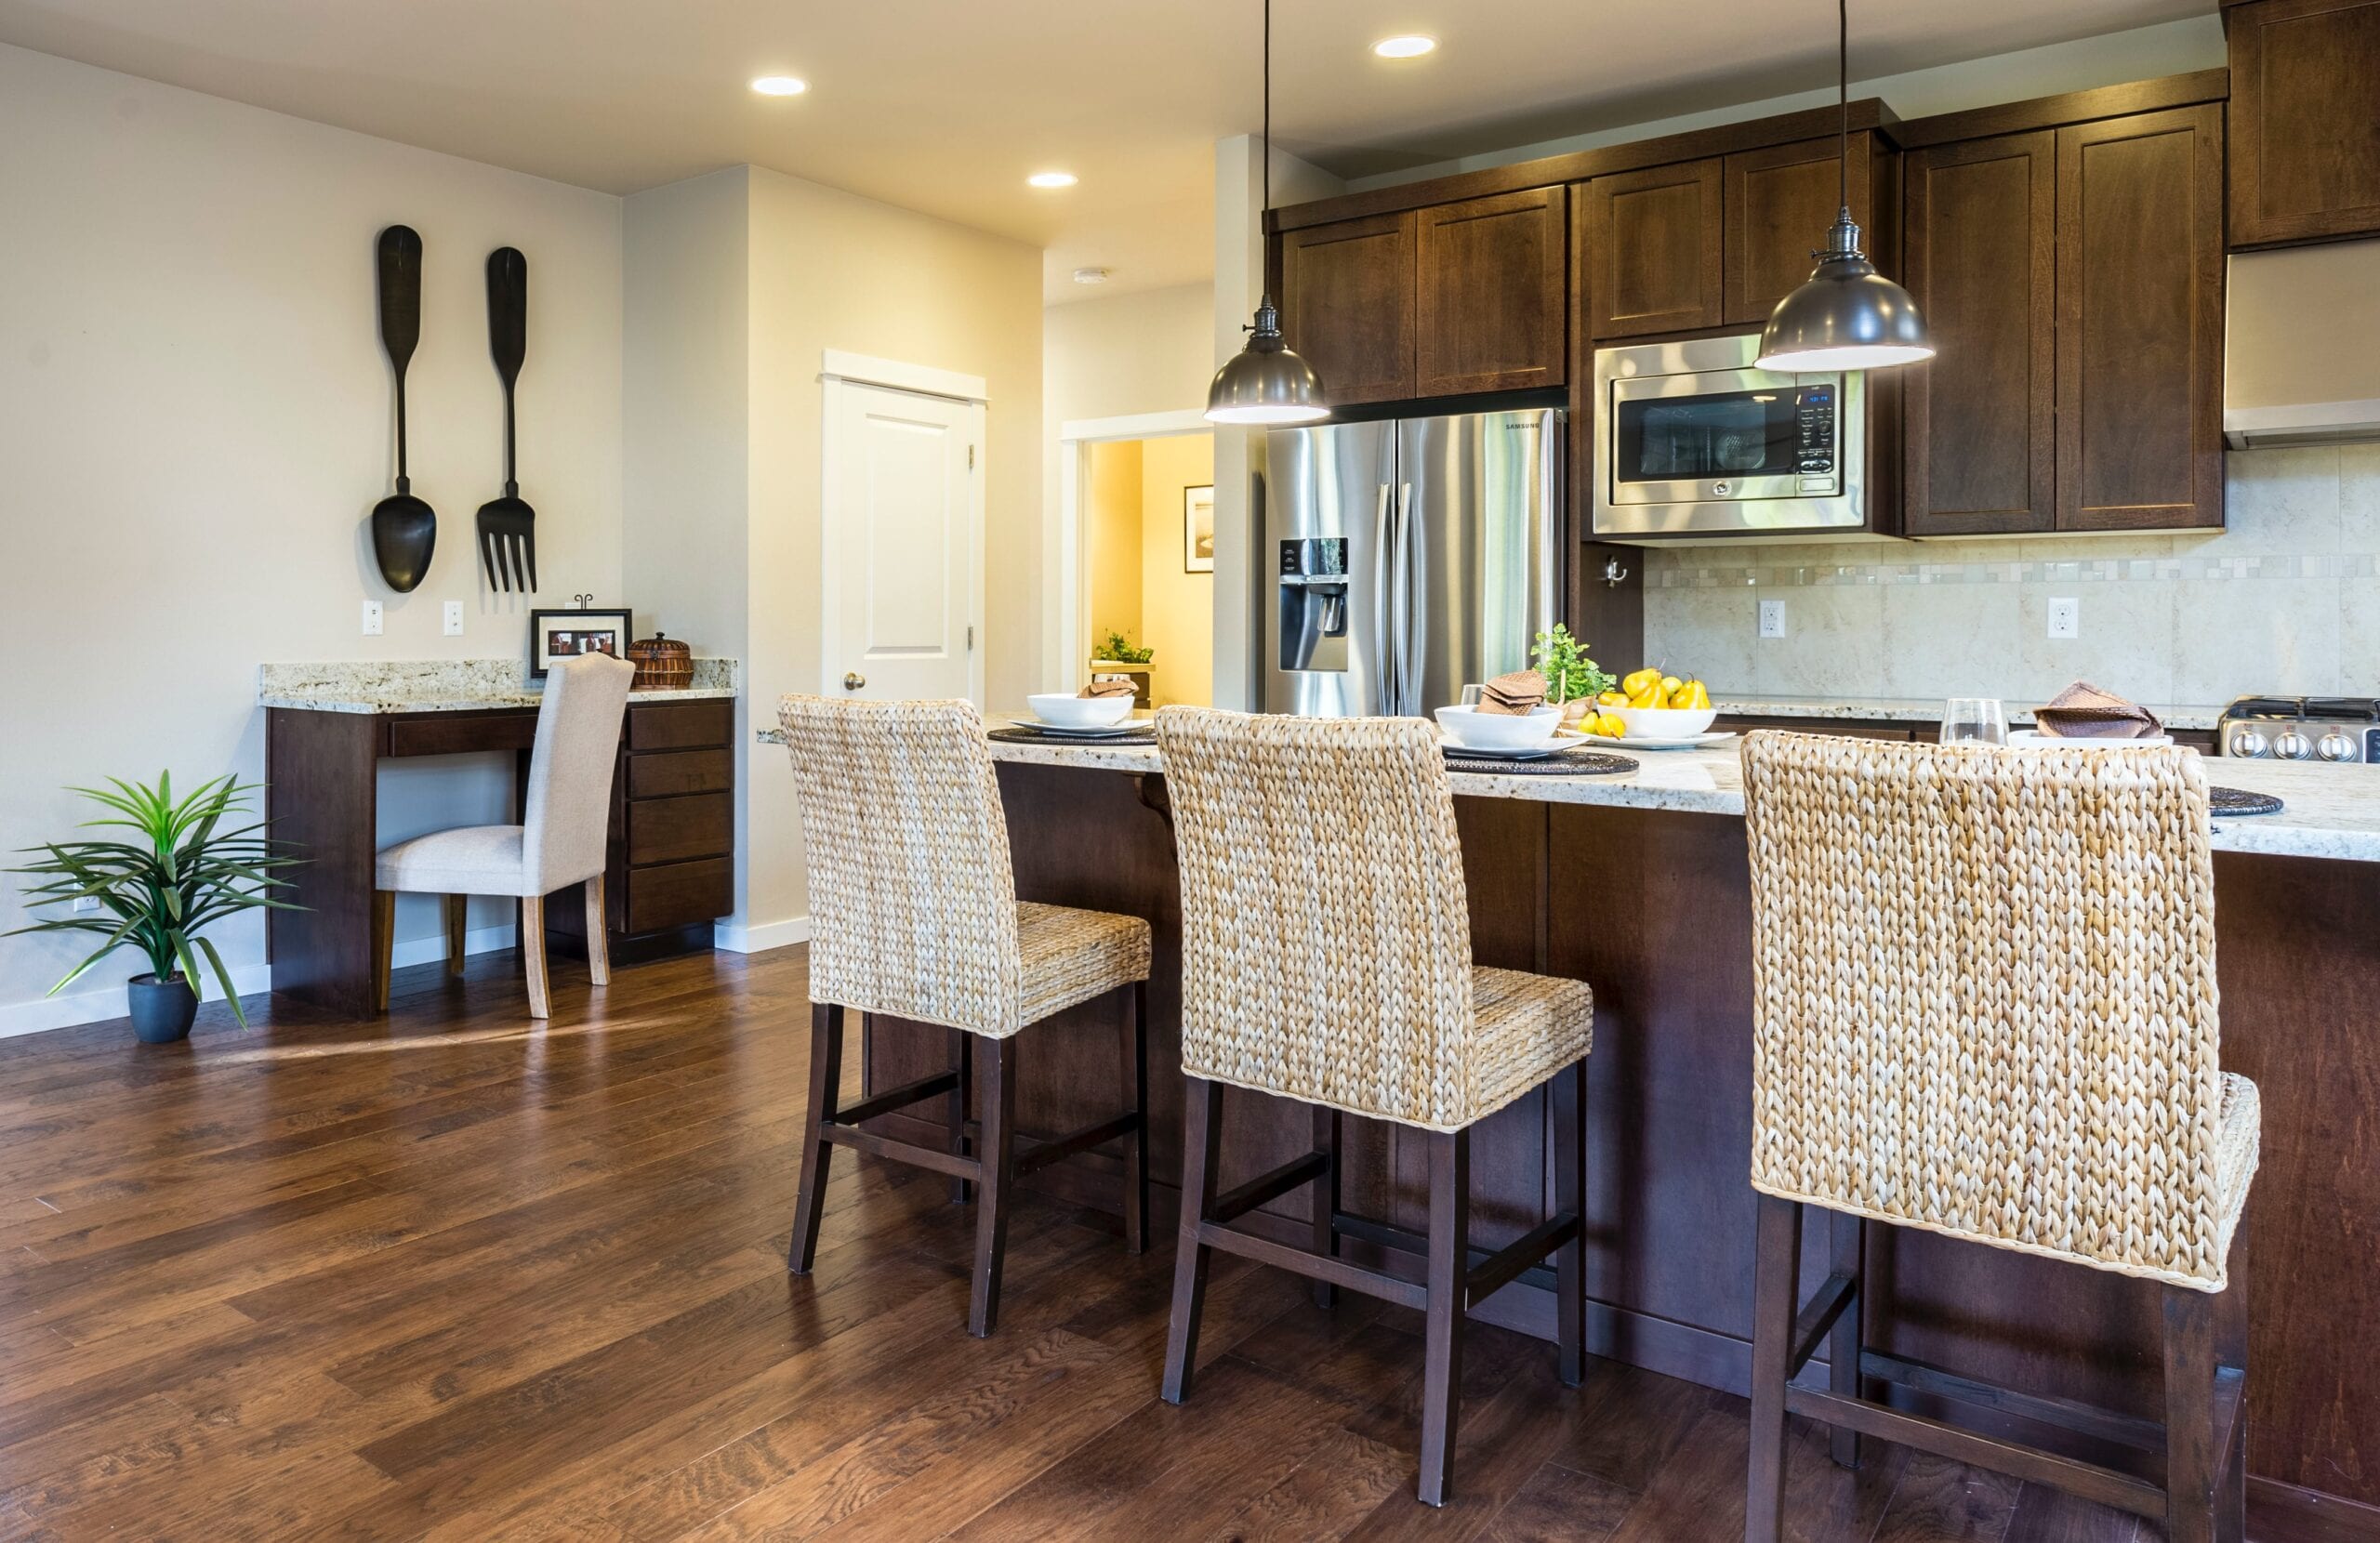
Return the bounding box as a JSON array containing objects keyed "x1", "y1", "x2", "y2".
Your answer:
[{"x1": 1590, "y1": 333, "x2": 1869, "y2": 539}]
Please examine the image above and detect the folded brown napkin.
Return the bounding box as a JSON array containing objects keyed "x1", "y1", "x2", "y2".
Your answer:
[
  {"x1": 1079, "y1": 679, "x2": 1136, "y2": 700},
  {"x1": 1476, "y1": 669, "x2": 1548, "y2": 717},
  {"x1": 2032, "y1": 680, "x2": 2164, "y2": 739}
]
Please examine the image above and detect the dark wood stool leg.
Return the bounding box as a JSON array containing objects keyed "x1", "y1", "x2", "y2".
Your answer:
[
  {"x1": 1311, "y1": 1104, "x2": 1342, "y2": 1309},
  {"x1": 2165, "y1": 1283, "x2": 2221, "y2": 1543},
  {"x1": 1554, "y1": 1059, "x2": 1586, "y2": 1388},
  {"x1": 946, "y1": 1027, "x2": 972, "y2": 1205},
  {"x1": 2217, "y1": 1213, "x2": 2249, "y2": 1543},
  {"x1": 1417, "y1": 1127, "x2": 1471, "y2": 1507},
  {"x1": 1829, "y1": 1210, "x2": 1866, "y2": 1468},
  {"x1": 1744, "y1": 1193, "x2": 1802, "y2": 1543},
  {"x1": 1162, "y1": 1076, "x2": 1224, "y2": 1404},
  {"x1": 787, "y1": 1003, "x2": 843, "y2": 1274},
  {"x1": 1122, "y1": 982, "x2": 1150, "y2": 1255},
  {"x1": 967, "y1": 1033, "x2": 1017, "y2": 1338}
]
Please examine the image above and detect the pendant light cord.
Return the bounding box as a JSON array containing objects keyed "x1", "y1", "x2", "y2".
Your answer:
[
  {"x1": 1837, "y1": 0, "x2": 1849, "y2": 216},
  {"x1": 1262, "y1": 0, "x2": 1272, "y2": 215}
]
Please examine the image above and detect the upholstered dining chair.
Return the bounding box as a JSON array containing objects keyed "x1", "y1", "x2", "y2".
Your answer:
[{"x1": 370, "y1": 653, "x2": 637, "y2": 1018}]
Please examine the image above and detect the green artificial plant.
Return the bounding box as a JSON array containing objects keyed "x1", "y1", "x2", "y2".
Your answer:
[
  {"x1": 1529, "y1": 624, "x2": 1614, "y2": 706},
  {"x1": 1098, "y1": 629, "x2": 1156, "y2": 665}
]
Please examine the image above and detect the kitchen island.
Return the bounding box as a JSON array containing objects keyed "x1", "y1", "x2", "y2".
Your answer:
[{"x1": 806, "y1": 725, "x2": 2380, "y2": 1535}]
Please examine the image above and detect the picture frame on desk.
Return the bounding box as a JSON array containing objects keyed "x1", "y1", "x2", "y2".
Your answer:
[{"x1": 528, "y1": 607, "x2": 634, "y2": 680}]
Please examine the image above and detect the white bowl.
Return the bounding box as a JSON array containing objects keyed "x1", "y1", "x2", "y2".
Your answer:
[
  {"x1": 1435, "y1": 705, "x2": 1560, "y2": 749},
  {"x1": 1026, "y1": 692, "x2": 1135, "y2": 730},
  {"x1": 1610, "y1": 704, "x2": 1719, "y2": 738},
  {"x1": 2006, "y1": 728, "x2": 2174, "y2": 749}
]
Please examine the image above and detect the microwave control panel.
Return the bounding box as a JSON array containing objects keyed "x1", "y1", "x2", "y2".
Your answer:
[{"x1": 1794, "y1": 385, "x2": 1837, "y2": 483}]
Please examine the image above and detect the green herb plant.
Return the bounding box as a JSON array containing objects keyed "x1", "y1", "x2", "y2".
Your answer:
[
  {"x1": 6, "y1": 773, "x2": 305, "y2": 1024},
  {"x1": 1097, "y1": 629, "x2": 1156, "y2": 665},
  {"x1": 1530, "y1": 624, "x2": 1614, "y2": 706}
]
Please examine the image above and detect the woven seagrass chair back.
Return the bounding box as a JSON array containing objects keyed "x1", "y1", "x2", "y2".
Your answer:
[
  {"x1": 1739, "y1": 731, "x2": 2236, "y2": 1286},
  {"x1": 774, "y1": 695, "x2": 1023, "y2": 1035},
  {"x1": 1156, "y1": 706, "x2": 1486, "y2": 1128}
]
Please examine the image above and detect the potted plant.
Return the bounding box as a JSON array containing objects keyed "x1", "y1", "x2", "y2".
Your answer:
[
  {"x1": 7, "y1": 773, "x2": 303, "y2": 1043},
  {"x1": 1092, "y1": 629, "x2": 1155, "y2": 666},
  {"x1": 1530, "y1": 625, "x2": 1616, "y2": 727}
]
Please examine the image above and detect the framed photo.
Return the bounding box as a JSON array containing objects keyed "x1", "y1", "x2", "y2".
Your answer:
[
  {"x1": 528, "y1": 608, "x2": 633, "y2": 680},
  {"x1": 1183, "y1": 483, "x2": 1215, "y2": 574}
]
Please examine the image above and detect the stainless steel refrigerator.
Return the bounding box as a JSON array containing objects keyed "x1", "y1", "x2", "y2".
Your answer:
[{"x1": 1264, "y1": 409, "x2": 1563, "y2": 717}]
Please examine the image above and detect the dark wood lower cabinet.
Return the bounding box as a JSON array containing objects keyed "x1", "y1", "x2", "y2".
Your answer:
[{"x1": 860, "y1": 762, "x2": 2380, "y2": 1536}]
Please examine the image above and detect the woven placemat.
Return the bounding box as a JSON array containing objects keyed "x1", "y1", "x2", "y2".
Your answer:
[
  {"x1": 2208, "y1": 785, "x2": 2283, "y2": 817},
  {"x1": 988, "y1": 725, "x2": 1155, "y2": 747},
  {"x1": 1445, "y1": 749, "x2": 1639, "y2": 776}
]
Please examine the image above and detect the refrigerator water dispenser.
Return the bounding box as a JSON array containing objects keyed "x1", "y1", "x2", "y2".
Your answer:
[{"x1": 1277, "y1": 537, "x2": 1349, "y2": 672}]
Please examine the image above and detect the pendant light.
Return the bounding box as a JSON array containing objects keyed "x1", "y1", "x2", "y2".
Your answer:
[
  {"x1": 1207, "y1": 0, "x2": 1329, "y2": 425},
  {"x1": 1754, "y1": 0, "x2": 1933, "y2": 373}
]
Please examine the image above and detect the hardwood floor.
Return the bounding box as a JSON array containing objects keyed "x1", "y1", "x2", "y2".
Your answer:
[{"x1": 0, "y1": 946, "x2": 2161, "y2": 1540}]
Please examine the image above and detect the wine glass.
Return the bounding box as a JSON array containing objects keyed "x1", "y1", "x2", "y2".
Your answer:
[{"x1": 1940, "y1": 697, "x2": 2009, "y2": 745}]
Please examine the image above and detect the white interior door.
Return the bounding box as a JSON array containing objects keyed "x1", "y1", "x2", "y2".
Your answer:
[{"x1": 821, "y1": 381, "x2": 985, "y2": 704}]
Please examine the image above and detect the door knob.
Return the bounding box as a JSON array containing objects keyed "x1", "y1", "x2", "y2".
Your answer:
[{"x1": 843, "y1": 671, "x2": 866, "y2": 692}]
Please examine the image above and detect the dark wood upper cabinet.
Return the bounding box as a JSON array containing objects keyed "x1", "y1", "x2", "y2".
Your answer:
[
  {"x1": 2056, "y1": 105, "x2": 2225, "y2": 531},
  {"x1": 1414, "y1": 188, "x2": 1567, "y2": 395},
  {"x1": 1583, "y1": 159, "x2": 1724, "y2": 338},
  {"x1": 1277, "y1": 211, "x2": 1417, "y2": 405},
  {"x1": 1901, "y1": 133, "x2": 2056, "y2": 536},
  {"x1": 1721, "y1": 131, "x2": 1890, "y2": 326},
  {"x1": 2225, "y1": 0, "x2": 2380, "y2": 246}
]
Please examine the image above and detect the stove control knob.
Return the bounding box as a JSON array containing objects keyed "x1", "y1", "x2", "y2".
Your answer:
[
  {"x1": 2319, "y1": 731, "x2": 2358, "y2": 762},
  {"x1": 2232, "y1": 728, "x2": 2270, "y2": 758},
  {"x1": 2275, "y1": 729, "x2": 2315, "y2": 760}
]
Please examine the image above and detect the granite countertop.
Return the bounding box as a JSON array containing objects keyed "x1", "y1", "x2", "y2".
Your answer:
[
  {"x1": 260, "y1": 658, "x2": 738, "y2": 714},
  {"x1": 1712, "y1": 694, "x2": 2226, "y2": 732}
]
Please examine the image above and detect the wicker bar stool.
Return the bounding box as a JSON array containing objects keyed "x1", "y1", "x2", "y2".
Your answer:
[
  {"x1": 1739, "y1": 732, "x2": 2260, "y2": 1543},
  {"x1": 774, "y1": 695, "x2": 1154, "y2": 1338},
  {"x1": 1153, "y1": 707, "x2": 1593, "y2": 1507}
]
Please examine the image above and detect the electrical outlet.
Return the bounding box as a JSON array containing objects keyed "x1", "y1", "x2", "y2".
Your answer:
[
  {"x1": 1759, "y1": 600, "x2": 1787, "y2": 639},
  {"x1": 443, "y1": 600, "x2": 464, "y2": 637},
  {"x1": 71, "y1": 895, "x2": 100, "y2": 914},
  {"x1": 2046, "y1": 597, "x2": 2080, "y2": 640},
  {"x1": 361, "y1": 600, "x2": 383, "y2": 636}
]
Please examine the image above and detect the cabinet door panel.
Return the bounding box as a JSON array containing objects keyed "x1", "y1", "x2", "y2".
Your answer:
[
  {"x1": 1722, "y1": 133, "x2": 1879, "y2": 325},
  {"x1": 2228, "y1": 0, "x2": 2380, "y2": 246},
  {"x1": 1902, "y1": 133, "x2": 2056, "y2": 536},
  {"x1": 2056, "y1": 107, "x2": 2225, "y2": 532},
  {"x1": 1415, "y1": 188, "x2": 1567, "y2": 395},
  {"x1": 1278, "y1": 212, "x2": 1417, "y2": 405},
  {"x1": 1584, "y1": 160, "x2": 1724, "y2": 338}
]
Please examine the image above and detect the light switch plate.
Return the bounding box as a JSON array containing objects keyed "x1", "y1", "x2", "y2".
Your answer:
[
  {"x1": 361, "y1": 600, "x2": 383, "y2": 636},
  {"x1": 2047, "y1": 597, "x2": 2079, "y2": 640},
  {"x1": 1759, "y1": 600, "x2": 1787, "y2": 639},
  {"x1": 443, "y1": 600, "x2": 464, "y2": 637}
]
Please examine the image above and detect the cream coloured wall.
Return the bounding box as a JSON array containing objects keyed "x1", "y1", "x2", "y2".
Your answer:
[
  {"x1": 1138, "y1": 435, "x2": 1216, "y2": 708},
  {"x1": 0, "y1": 41, "x2": 625, "y2": 1034},
  {"x1": 1086, "y1": 441, "x2": 1145, "y2": 660}
]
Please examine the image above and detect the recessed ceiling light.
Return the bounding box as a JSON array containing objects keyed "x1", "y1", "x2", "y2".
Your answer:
[
  {"x1": 1371, "y1": 35, "x2": 1437, "y2": 59},
  {"x1": 749, "y1": 75, "x2": 808, "y2": 97},
  {"x1": 1027, "y1": 171, "x2": 1079, "y2": 189},
  {"x1": 1072, "y1": 267, "x2": 1112, "y2": 285}
]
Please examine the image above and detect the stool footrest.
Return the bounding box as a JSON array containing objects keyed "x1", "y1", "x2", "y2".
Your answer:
[
  {"x1": 823, "y1": 1121, "x2": 979, "y2": 1180},
  {"x1": 1194, "y1": 1220, "x2": 1428, "y2": 1311},
  {"x1": 1858, "y1": 1348, "x2": 2168, "y2": 1454},
  {"x1": 1015, "y1": 1113, "x2": 1140, "y2": 1177},
  {"x1": 834, "y1": 1069, "x2": 960, "y2": 1128},
  {"x1": 1788, "y1": 1270, "x2": 1856, "y2": 1376},
  {"x1": 1789, "y1": 1384, "x2": 2167, "y2": 1522},
  {"x1": 1465, "y1": 1210, "x2": 1580, "y2": 1307},
  {"x1": 1211, "y1": 1151, "x2": 1329, "y2": 1226},
  {"x1": 1330, "y1": 1211, "x2": 1564, "y2": 1296}
]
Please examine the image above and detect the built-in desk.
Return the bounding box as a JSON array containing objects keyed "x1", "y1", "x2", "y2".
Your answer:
[{"x1": 261, "y1": 660, "x2": 738, "y2": 1018}]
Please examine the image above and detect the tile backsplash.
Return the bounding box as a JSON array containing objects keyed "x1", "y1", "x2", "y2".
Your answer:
[{"x1": 1637, "y1": 444, "x2": 2380, "y2": 707}]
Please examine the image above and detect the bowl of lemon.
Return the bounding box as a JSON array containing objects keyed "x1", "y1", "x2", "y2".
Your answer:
[{"x1": 1574, "y1": 668, "x2": 1717, "y2": 741}]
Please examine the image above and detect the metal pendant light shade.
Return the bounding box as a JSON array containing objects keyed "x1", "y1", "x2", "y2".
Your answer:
[
  {"x1": 1209, "y1": 0, "x2": 1329, "y2": 425},
  {"x1": 1755, "y1": 0, "x2": 1932, "y2": 374}
]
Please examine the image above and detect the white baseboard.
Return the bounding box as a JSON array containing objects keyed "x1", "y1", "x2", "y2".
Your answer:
[
  {"x1": 713, "y1": 915, "x2": 811, "y2": 955},
  {"x1": 391, "y1": 922, "x2": 518, "y2": 970}
]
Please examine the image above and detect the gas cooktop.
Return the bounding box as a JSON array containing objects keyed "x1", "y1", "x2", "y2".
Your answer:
[{"x1": 2217, "y1": 697, "x2": 2380, "y2": 762}]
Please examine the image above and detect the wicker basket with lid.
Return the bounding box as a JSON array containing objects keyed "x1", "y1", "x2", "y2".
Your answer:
[{"x1": 626, "y1": 631, "x2": 694, "y2": 691}]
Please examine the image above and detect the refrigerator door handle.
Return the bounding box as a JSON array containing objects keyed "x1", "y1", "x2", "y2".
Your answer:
[
  {"x1": 1395, "y1": 482, "x2": 1421, "y2": 715},
  {"x1": 1370, "y1": 481, "x2": 1396, "y2": 715}
]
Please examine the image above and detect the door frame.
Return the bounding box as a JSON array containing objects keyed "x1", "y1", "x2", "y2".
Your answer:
[
  {"x1": 820, "y1": 350, "x2": 989, "y2": 705},
  {"x1": 1051, "y1": 407, "x2": 1212, "y2": 692}
]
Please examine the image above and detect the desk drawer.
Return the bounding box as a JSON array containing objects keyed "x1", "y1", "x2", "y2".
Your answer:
[
  {"x1": 385, "y1": 712, "x2": 539, "y2": 757},
  {"x1": 627, "y1": 793, "x2": 731, "y2": 865},
  {"x1": 626, "y1": 857, "x2": 732, "y2": 932},
  {"x1": 628, "y1": 748, "x2": 732, "y2": 798},
  {"x1": 628, "y1": 700, "x2": 732, "y2": 750}
]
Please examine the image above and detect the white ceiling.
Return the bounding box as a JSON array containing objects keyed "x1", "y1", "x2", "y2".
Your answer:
[{"x1": 0, "y1": 0, "x2": 2213, "y2": 303}]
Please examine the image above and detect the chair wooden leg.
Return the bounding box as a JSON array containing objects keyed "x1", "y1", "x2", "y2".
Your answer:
[
  {"x1": 946, "y1": 1027, "x2": 973, "y2": 1206},
  {"x1": 2165, "y1": 1284, "x2": 2221, "y2": 1543},
  {"x1": 1553, "y1": 1059, "x2": 1586, "y2": 1388},
  {"x1": 967, "y1": 1034, "x2": 1017, "y2": 1338},
  {"x1": 1417, "y1": 1127, "x2": 1471, "y2": 1507},
  {"x1": 1744, "y1": 1193, "x2": 1803, "y2": 1543},
  {"x1": 583, "y1": 879, "x2": 610, "y2": 987},
  {"x1": 442, "y1": 894, "x2": 467, "y2": 978},
  {"x1": 1121, "y1": 982, "x2": 1149, "y2": 1255},
  {"x1": 1830, "y1": 1210, "x2": 1866, "y2": 1468},
  {"x1": 2217, "y1": 1212, "x2": 2250, "y2": 1543},
  {"x1": 1311, "y1": 1103, "x2": 1342, "y2": 1309},
  {"x1": 1162, "y1": 1076, "x2": 1223, "y2": 1405},
  {"x1": 521, "y1": 894, "x2": 549, "y2": 1019},
  {"x1": 787, "y1": 1003, "x2": 842, "y2": 1274},
  {"x1": 371, "y1": 890, "x2": 395, "y2": 1013}
]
